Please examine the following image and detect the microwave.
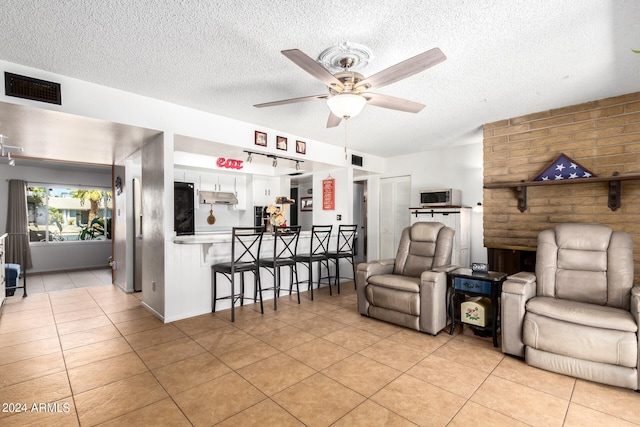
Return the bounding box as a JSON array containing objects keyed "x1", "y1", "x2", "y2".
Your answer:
[{"x1": 420, "y1": 189, "x2": 461, "y2": 207}]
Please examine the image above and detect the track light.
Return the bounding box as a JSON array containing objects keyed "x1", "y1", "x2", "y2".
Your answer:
[
  {"x1": 0, "y1": 134, "x2": 23, "y2": 166},
  {"x1": 242, "y1": 150, "x2": 304, "y2": 171}
]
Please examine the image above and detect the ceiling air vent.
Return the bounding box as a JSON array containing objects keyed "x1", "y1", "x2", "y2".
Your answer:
[
  {"x1": 5, "y1": 72, "x2": 62, "y2": 105},
  {"x1": 351, "y1": 154, "x2": 363, "y2": 167}
]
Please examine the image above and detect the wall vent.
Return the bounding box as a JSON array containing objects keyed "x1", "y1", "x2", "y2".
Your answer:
[
  {"x1": 351, "y1": 154, "x2": 363, "y2": 167},
  {"x1": 5, "y1": 72, "x2": 62, "y2": 105}
]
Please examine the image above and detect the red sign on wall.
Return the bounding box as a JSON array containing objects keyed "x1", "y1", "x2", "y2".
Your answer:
[
  {"x1": 322, "y1": 178, "x2": 335, "y2": 210},
  {"x1": 216, "y1": 157, "x2": 244, "y2": 170}
]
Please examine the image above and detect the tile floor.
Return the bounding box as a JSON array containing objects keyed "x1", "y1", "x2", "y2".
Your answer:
[
  {"x1": 0, "y1": 273, "x2": 639, "y2": 426},
  {"x1": 8, "y1": 268, "x2": 114, "y2": 296}
]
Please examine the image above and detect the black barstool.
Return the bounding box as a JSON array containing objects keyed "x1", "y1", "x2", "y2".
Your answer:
[
  {"x1": 258, "y1": 225, "x2": 301, "y2": 310},
  {"x1": 294, "y1": 225, "x2": 332, "y2": 300},
  {"x1": 326, "y1": 224, "x2": 357, "y2": 294},
  {"x1": 211, "y1": 227, "x2": 264, "y2": 322}
]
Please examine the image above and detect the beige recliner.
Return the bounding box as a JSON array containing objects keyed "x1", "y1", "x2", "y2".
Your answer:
[
  {"x1": 356, "y1": 222, "x2": 457, "y2": 335},
  {"x1": 502, "y1": 223, "x2": 640, "y2": 390}
]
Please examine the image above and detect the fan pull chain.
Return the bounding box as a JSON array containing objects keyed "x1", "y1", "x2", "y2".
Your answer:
[{"x1": 344, "y1": 118, "x2": 348, "y2": 160}]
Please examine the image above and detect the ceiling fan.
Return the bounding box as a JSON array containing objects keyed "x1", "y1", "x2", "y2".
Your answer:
[{"x1": 254, "y1": 46, "x2": 446, "y2": 128}]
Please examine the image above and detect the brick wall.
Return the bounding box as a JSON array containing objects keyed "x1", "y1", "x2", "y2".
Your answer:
[{"x1": 483, "y1": 92, "x2": 640, "y2": 280}]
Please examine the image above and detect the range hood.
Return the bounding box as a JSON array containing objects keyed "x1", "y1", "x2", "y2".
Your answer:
[{"x1": 199, "y1": 191, "x2": 238, "y2": 205}]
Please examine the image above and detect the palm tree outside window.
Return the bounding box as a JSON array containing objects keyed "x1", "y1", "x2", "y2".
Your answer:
[{"x1": 27, "y1": 185, "x2": 112, "y2": 242}]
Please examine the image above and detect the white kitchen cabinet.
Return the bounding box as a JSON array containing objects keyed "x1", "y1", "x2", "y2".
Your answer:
[
  {"x1": 174, "y1": 169, "x2": 247, "y2": 210},
  {"x1": 231, "y1": 175, "x2": 246, "y2": 211},
  {"x1": 253, "y1": 176, "x2": 281, "y2": 206},
  {"x1": 409, "y1": 207, "x2": 470, "y2": 268},
  {"x1": 214, "y1": 174, "x2": 235, "y2": 192}
]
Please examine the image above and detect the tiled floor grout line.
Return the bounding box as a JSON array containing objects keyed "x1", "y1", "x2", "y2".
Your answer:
[
  {"x1": 210, "y1": 293, "x2": 386, "y2": 426},
  {"x1": 3, "y1": 282, "x2": 494, "y2": 427},
  {"x1": 120, "y1": 302, "x2": 237, "y2": 427},
  {"x1": 49, "y1": 292, "x2": 84, "y2": 427},
  {"x1": 5, "y1": 277, "x2": 640, "y2": 426},
  {"x1": 106, "y1": 292, "x2": 332, "y2": 425},
  {"x1": 51, "y1": 287, "x2": 153, "y2": 425},
  {"x1": 228, "y1": 293, "x2": 420, "y2": 427}
]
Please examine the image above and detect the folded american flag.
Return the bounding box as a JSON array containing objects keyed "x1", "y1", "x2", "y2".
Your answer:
[{"x1": 533, "y1": 153, "x2": 596, "y2": 181}]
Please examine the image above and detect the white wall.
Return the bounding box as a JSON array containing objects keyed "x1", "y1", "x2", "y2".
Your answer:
[
  {"x1": 113, "y1": 158, "x2": 142, "y2": 293},
  {"x1": 0, "y1": 162, "x2": 112, "y2": 273},
  {"x1": 312, "y1": 167, "x2": 353, "y2": 228},
  {"x1": 365, "y1": 139, "x2": 487, "y2": 265},
  {"x1": 0, "y1": 60, "x2": 386, "y2": 172},
  {"x1": 0, "y1": 59, "x2": 488, "y2": 319},
  {"x1": 141, "y1": 133, "x2": 170, "y2": 319},
  {"x1": 296, "y1": 182, "x2": 313, "y2": 231},
  {"x1": 112, "y1": 164, "x2": 127, "y2": 290}
]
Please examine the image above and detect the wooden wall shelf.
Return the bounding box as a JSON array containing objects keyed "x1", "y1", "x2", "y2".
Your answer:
[
  {"x1": 483, "y1": 173, "x2": 640, "y2": 212},
  {"x1": 409, "y1": 207, "x2": 466, "y2": 217}
]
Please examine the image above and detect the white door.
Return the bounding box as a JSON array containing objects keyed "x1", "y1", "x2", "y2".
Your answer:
[{"x1": 379, "y1": 176, "x2": 411, "y2": 259}]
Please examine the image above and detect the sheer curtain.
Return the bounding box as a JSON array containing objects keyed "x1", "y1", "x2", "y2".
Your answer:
[{"x1": 6, "y1": 179, "x2": 33, "y2": 269}]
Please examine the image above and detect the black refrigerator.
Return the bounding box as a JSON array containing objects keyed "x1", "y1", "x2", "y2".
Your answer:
[
  {"x1": 174, "y1": 182, "x2": 195, "y2": 235},
  {"x1": 254, "y1": 206, "x2": 269, "y2": 229}
]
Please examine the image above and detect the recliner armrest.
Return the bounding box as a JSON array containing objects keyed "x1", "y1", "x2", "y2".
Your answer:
[
  {"x1": 420, "y1": 269, "x2": 447, "y2": 283},
  {"x1": 418, "y1": 269, "x2": 449, "y2": 334},
  {"x1": 503, "y1": 272, "x2": 536, "y2": 295},
  {"x1": 631, "y1": 285, "x2": 640, "y2": 317},
  {"x1": 432, "y1": 264, "x2": 459, "y2": 273},
  {"x1": 506, "y1": 271, "x2": 536, "y2": 284},
  {"x1": 356, "y1": 258, "x2": 395, "y2": 278},
  {"x1": 356, "y1": 258, "x2": 396, "y2": 317},
  {"x1": 501, "y1": 271, "x2": 537, "y2": 357}
]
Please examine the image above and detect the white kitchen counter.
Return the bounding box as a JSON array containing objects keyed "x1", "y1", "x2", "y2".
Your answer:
[
  {"x1": 173, "y1": 230, "x2": 314, "y2": 244},
  {"x1": 164, "y1": 230, "x2": 338, "y2": 322}
]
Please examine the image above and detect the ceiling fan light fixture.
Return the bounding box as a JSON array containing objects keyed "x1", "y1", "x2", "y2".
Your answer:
[{"x1": 327, "y1": 93, "x2": 367, "y2": 119}]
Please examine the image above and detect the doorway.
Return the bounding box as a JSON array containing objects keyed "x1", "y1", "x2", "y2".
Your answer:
[
  {"x1": 353, "y1": 180, "x2": 367, "y2": 264},
  {"x1": 289, "y1": 187, "x2": 298, "y2": 226}
]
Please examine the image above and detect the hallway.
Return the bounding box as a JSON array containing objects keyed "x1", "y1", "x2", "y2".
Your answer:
[{"x1": 9, "y1": 268, "x2": 113, "y2": 296}]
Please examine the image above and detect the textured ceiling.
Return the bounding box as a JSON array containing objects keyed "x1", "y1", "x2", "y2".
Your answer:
[{"x1": 0, "y1": 0, "x2": 639, "y2": 162}]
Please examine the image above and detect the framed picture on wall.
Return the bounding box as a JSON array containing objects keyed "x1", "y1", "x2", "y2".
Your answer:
[
  {"x1": 296, "y1": 140, "x2": 306, "y2": 154},
  {"x1": 301, "y1": 197, "x2": 313, "y2": 211},
  {"x1": 276, "y1": 136, "x2": 288, "y2": 151},
  {"x1": 255, "y1": 131, "x2": 267, "y2": 147}
]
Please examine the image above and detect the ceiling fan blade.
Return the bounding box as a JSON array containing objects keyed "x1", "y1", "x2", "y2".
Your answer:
[
  {"x1": 254, "y1": 94, "x2": 328, "y2": 108},
  {"x1": 327, "y1": 112, "x2": 342, "y2": 128},
  {"x1": 355, "y1": 47, "x2": 446, "y2": 91},
  {"x1": 282, "y1": 49, "x2": 345, "y2": 90},
  {"x1": 364, "y1": 93, "x2": 426, "y2": 113}
]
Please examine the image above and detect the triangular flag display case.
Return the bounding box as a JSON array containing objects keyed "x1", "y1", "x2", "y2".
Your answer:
[
  {"x1": 532, "y1": 153, "x2": 596, "y2": 181},
  {"x1": 484, "y1": 153, "x2": 640, "y2": 212}
]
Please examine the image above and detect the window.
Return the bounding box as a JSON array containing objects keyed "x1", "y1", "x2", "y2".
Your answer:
[{"x1": 27, "y1": 186, "x2": 112, "y2": 242}]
